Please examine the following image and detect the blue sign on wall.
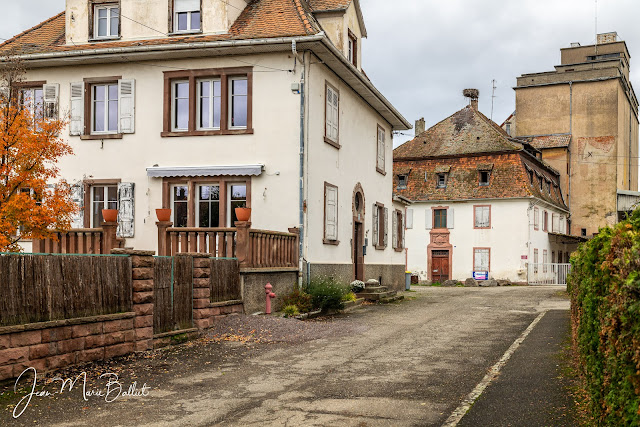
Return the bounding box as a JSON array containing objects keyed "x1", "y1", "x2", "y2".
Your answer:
[{"x1": 473, "y1": 271, "x2": 488, "y2": 281}]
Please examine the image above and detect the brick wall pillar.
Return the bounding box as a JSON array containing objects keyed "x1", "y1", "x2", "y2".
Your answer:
[
  {"x1": 191, "y1": 254, "x2": 213, "y2": 329},
  {"x1": 112, "y1": 249, "x2": 155, "y2": 352}
]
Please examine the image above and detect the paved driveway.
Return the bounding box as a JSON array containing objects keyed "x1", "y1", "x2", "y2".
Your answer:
[{"x1": 2, "y1": 286, "x2": 570, "y2": 426}]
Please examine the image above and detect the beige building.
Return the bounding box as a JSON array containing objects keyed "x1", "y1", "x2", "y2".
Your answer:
[
  {"x1": 512, "y1": 32, "x2": 640, "y2": 237},
  {"x1": 1, "y1": 0, "x2": 411, "y2": 288}
]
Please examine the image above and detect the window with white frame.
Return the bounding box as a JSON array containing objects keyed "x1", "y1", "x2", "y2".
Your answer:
[
  {"x1": 377, "y1": 125, "x2": 386, "y2": 173},
  {"x1": 325, "y1": 83, "x2": 339, "y2": 145},
  {"x1": 91, "y1": 185, "x2": 118, "y2": 227},
  {"x1": 197, "y1": 79, "x2": 221, "y2": 130},
  {"x1": 324, "y1": 183, "x2": 338, "y2": 243},
  {"x1": 473, "y1": 248, "x2": 490, "y2": 272},
  {"x1": 534, "y1": 207, "x2": 540, "y2": 230},
  {"x1": 94, "y1": 4, "x2": 119, "y2": 39},
  {"x1": 174, "y1": 0, "x2": 201, "y2": 33},
  {"x1": 91, "y1": 83, "x2": 119, "y2": 134},
  {"x1": 229, "y1": 77, "x2": 248, "y2": 129},
  {"x1": 474, "y1": 205, "x2": 491, "y2": 228},
  {"x1": 20, "y1": 87, "x2": 43, "y2": 122},
  {"x1": 172, "y1": 81, "x2": 189, "y2": 131}
]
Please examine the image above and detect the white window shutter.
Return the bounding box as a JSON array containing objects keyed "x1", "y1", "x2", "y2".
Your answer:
[
  {"x1": 69, "y1": 82, "x2": 84, "y2": 135},
  {"x1": 43, "y1": 83, "x2": 59, "y2": 120},
  {"x1": 372, "y1": 204, "x2": 379, "y2": 245},
  {"x1": 325, "y1": 186, "x2": 338, "y2": 240},
  {"x1": 402, "y1": 213, "x2": 405, "y2": 249},
  {"x1": 383, "y1": 207, "x2": 389, "y2": 247},
  {"x1": 70, "y1": 183, "x2": 84, "y2": 228},
  {"x1": 425, "y1": 208, "x2": 432, "y2": 230},
  {"x1": 392, "y1": 211, "x2": 398, "y2": 249},
  {"x1": 117, "y1": 182, "x2": 135, "y2": 238},
  {"x1": 406, "y1": 209, "x2": 414, "y2": 229},
  {"x1": 118, "y1": 79, "x2": 135, "y2": 134},
  {"x1": 448, "y1": 207, "x2": 454, "y2": 229}
]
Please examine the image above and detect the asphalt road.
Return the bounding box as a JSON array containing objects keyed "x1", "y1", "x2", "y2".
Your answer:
[{"x1": 2, "y1": 286, "x2": 572, "y2": 426}]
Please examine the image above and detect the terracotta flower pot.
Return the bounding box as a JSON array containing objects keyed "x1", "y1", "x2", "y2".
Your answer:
[
  {"x1": 102, "y1": 209, "x2": 118, "y2": 223},
  {"x1": 235, "y1": 207, "x2": 251, "y2": 222},
  {"x1": 156, "y1": 208, "x2": 172, "y2": 222}
]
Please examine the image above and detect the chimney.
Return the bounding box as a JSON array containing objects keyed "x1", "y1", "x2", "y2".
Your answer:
[
  {"x1": 463, "y1": 88, "x2": 479, "y2": 110},
  {"x1": 415, "y1": 117, "x2": 425, "y2": 136}
]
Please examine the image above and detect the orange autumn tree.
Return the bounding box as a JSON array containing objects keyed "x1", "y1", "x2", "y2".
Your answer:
[{"x1": 0, "y1": 57, "x2": 76, "y2": 252}]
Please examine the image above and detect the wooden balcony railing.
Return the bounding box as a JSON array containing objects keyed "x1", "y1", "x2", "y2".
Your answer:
[
  {"x1": 157, "y1": 220, "x2": 299, "y2": 269},
  {"x1": 157, "y1": 225, "x2": 237, "y2": 257},
  {"x1": 31, "y1": 222, "x2": 123, "y2": 254}
]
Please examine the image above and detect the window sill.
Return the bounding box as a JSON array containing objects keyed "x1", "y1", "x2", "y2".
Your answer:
[
  {"x1": 323, "y1": 239, "x2": 340, "y2": 246},
  {"x1": 88, "y1": 36, "x2": 121, "y2": 42},
  {"x1": 161, "y1": 129, "x2": 254, "y2": 137},
  {"x1": 374, "y1": 244, "x2": 386, "y2": 250},
  {"x1": 376, "y1": 167, "x2": 386, "y2": 176},
  {"x1": 474, "y1": 226, "x2": 491, "y2": 230},
  {"x1": 324, "y1": 137, "x2": 341, "y2": 149},
  {"x1": 169, "y1": 30, "x2": 203, "y2": 36},
  {"x1": 394, "y1": 247, "x2": 404, "y2": 252},
  {"x1": 80, "y1": 133, "x2": 123, "y2": 140}
]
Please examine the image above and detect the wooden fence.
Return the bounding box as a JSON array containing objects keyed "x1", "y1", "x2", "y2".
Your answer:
[
  {"x1": 247, "y1": 229, "x2": 299, "y2": 268},
  {"x1": 31, "y1": 222, "x2": 123, "y2": 255},
  {"x1": 0, "y1": 254, "x2": 132, "y2": 327},
  {"x1": 153, "y1": 256, "x2": 193, "y2": 334},
  {"x1": 210, "y1": 259, "x2": 241, "y2": 302}
]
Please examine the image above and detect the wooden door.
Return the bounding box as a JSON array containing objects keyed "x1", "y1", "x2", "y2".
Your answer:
[
  {"x1": 354, "y1": 222, "x2": 364, "y2": 281},
  {"x1": 431, "y1": 250, "x2": 450, "y2": 282}
]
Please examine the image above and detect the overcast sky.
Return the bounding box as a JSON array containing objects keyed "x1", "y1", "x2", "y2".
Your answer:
[{"x1": 3, "y1": 0, "x2": 639, "y2": 147}]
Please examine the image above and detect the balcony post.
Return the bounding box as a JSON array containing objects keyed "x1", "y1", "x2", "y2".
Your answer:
[
  {"x1": 101, "y1": 221, "x2": 118, "y2": 254},
  {"x1": 156, "y1": 221, "x2": 173, "y2": 256},
  {"x1": 235, "y1": 221, "x2": 252, "y2": 268}
]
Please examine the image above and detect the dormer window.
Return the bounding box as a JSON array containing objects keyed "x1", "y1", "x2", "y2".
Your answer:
[
  {"x1": 479, "y1": 171, "x2": 490, "y2": 186},
  {"x1": 436, "y1": 173, "x2": 447, "y2": 188},
  {"x1": 347, "y1": 30, "x2": 357, "y2": 67},
  {"x1": 94, "y1": 4, "x2": 119, "y2": 39},
  {"x1": 397, "y1": 175, "x2": 408, "y2": 189},
  {"x1": 174, "y1": 0, "x2": 201, "y2": 33}
]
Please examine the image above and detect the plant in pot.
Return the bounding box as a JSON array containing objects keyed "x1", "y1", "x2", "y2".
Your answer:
[
  {"x1": 235, "y1": 206, "x2": 251, "y2": 222},
  {"x1": 101, "y1": 209, "x2": 118, "y2": 223},
  {"x1": 156, "y1": 208, "x2": 172, "y2": 222}
]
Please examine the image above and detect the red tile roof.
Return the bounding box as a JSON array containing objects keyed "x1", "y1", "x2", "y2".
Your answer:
[
  {"x1": 518, "y1": 134, "x2": 571, "y2": 150},
  {"x1": 0, "y1": 0, "x2": 321, "y2": 56}
]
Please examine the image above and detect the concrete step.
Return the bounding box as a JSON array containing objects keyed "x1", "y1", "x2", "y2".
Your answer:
[
  {"x1": 361, "y1": 285, "x2": 389, "y2": 294},
  {"x1": 356, "y1": 290, "x2": 397, "y2": 301},
  {"x1": 379, "y1": 295, "x2": 405, "y2": 304}
]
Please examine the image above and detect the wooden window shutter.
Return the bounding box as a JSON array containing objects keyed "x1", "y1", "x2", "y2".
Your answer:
[
  {"x1": 392, "y1": 211, "x2": 398, "y2": 249},
  {"x1": 69, "y1": 82, "x2": 84, "y2": 135},
  {"x1": 325, "y1": 185, "x2": 338, "y2": 240},
  {"x1": 383, "y1": 207, "x2": 388, "y2": 247},
  {"x1": 372, "y1": 204, "x2": 379, "y2": 245},
  {"x1": 70, "y1": 182, "x2": 84, "y2": 228},
  {"x1": 117, "y1": 182, "x2": 135, "y2": 238},
  {"x1": 447, "y1": 207, "x2": 454, "y2": 229},
  {"x1": 425, "y1": 208, "x2": 432, "y2": 230},
  {"x1": 406, "y1": 208, "x2": 413, "y2": 229},
  {"x1": 118, "y1": 79, "x2": 135, "y2": 134},
  {"x1": 43, "y1": 83, "x2": 59, "y2": 120}
]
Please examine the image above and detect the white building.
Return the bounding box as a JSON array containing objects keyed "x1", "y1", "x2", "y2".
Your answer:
[
  {"x1": 2, "y1": 0, "x2": 411, "y2": 288},
  {"x1": 394, "y1": 97, "x2": 582, "y2": 284}
]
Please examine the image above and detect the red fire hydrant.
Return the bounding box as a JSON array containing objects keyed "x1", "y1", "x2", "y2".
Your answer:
[{"x1": 265, "y1": 283, "x2": 276, "y2": 314}]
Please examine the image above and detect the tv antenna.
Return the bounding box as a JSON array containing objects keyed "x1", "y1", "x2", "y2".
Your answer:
[
  {"x1": 490, "y1": 79, "x2": 497, "y2": 121},
  {"x1": 595, "y1": 0, "x2": 598, "y2": 54}
]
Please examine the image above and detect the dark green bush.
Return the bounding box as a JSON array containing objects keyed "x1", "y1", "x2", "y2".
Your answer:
[
  {"x1": 281, "y1": 288, "x2": 313, "y2": 313},
  {"x1": 568, "y1": 208, "x2": 640, "y2": 426},
  {"x1": 305, "y1": 276, "x2": 350, "y2": 312}
]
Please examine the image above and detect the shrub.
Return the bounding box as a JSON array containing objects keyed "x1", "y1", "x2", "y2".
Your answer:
[
  {"x1": 305, "y1": 276, "x2": 350, "y2": 312},
  {"x1": 350, "y1": 280, "x2": 365, "y2": 293},
  {"x1": 568, "y1": 208, "x2": 640, "y2": 426},
  {"x1": 342, "y1": 292, "x2": 357, "y2": 302},
  {"x1": 281, "y1": 288, "x2": 313, "y2": 313},
  {"x1": 282, "y1": 305, "x2": 300, "y2": 318}
]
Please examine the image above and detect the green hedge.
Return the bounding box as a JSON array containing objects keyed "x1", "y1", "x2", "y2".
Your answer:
[{"x1": 568, "y1": 208, "x2": 640, "y2": 425}]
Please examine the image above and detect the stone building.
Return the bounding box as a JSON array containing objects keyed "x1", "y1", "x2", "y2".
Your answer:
[
  {"x1": 512, "y1": 32, "x2": 640, "y2": 237},
  {"x1": 394, "y1": 94, "x2": 578, "y2": 283}
]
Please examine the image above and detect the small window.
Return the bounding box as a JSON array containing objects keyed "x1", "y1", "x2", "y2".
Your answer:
[
  {"x1": 581, "y1": 228, "x2": 587, "y2": 237},
  {"x1": 505, "y1": 123, "x2": 511, "y2": 136},
  {"x1": 539, "y1": 176, "x2": 543, "y2": 191},
  {"x1": 479, "y1": 171, "x2": 490, "y2": 186},
  {"x1": 397, "y1": 175, "x2": 408, "y2": 189},
  {"x1": 474, "y1": 205, "x2": 491, "y2": 228},
  {"x1": 436, "y1": 173, "x2": 447, "y2": 188},
  {"x1": 94, "y1": 4, "x2": 119, "y2": 39},
  {"x1": 528, "y1": 170, "x2": 534, "y2": 184},
  {"x1": 347, "y1": 31, "x2": 357, "y2": 67},
  {"x1": 228, "y1": 183, "x2": 247, "y2": 226},
  {"x1": 174, "y1": 0, "x2": 201, "y2": 33},
  {"x1": 543, "y1": 210, "x2": 548, "y2": 232},
  {"x1": 433, "y1": 208, "x2": 447, "y2": 229},
  {"x1": 91, "y1": 185, "x2": 118, "y2": 227},
  {"x1": 91, "y1": 83, "x2": 119, "y2": 134},
  {"x1": 473, "y1": 248, "x2": 490, "y2": 272}
]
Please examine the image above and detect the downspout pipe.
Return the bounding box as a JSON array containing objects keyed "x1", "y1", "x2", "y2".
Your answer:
[
  {"x1": 568, "y1": 81, "x2": 573, "y2": 212},
  {"x1": 296, "y1": 44, "x2": 306, "y2": 289}
]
